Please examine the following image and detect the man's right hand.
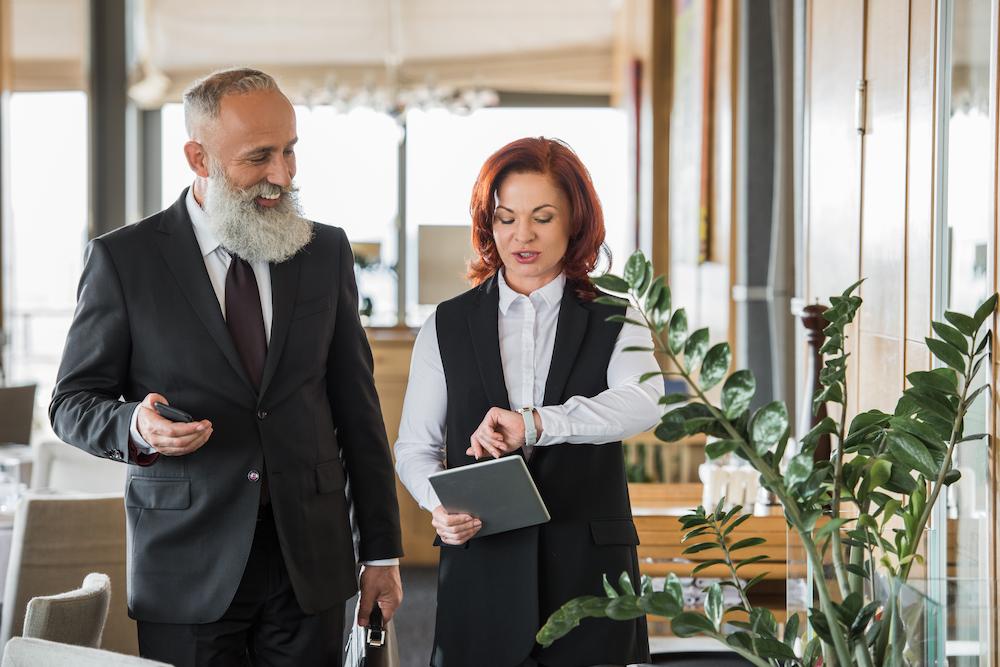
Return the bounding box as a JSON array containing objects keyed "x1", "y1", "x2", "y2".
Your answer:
[
  {"x1": 137, "y1": 393, "x2": 213, "y2": 456},
  {"x1": 431, "y1": 505, "x2": 482, "y2": 545}
]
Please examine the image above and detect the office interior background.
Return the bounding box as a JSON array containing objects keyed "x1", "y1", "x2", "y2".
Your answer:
[{"x1": 0, "y1": 0, "x2": 998, "y2": 665}]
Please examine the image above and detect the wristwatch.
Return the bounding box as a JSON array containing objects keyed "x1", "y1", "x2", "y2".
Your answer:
[{"x1": 519, "y1": 407, "x2": 537, "y2": 447}]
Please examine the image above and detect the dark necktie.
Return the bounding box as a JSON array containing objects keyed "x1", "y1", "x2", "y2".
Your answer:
[
  {"x1": 224, "y1": 253, "x2": 270, "y2": 506},
  {"x1": 225, "y1": 254, "x2": 267, "y2": 389}
]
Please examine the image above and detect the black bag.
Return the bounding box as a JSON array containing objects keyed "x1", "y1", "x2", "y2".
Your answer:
[{"x1": 344, "y1": 603, "x2": 400, "y2": 667}]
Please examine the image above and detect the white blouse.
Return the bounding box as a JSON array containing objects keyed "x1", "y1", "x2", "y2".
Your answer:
[{"x1": 394, "y1": 271, "x2": 665, "y2": 511}]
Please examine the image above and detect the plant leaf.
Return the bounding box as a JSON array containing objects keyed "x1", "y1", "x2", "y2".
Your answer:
[
  {"x1": 618, "y1": 571, "x2": 636, "y2": 596},
  {"x1": 815, "y1": 517, "x2": 848, "y2": 539},
  {"x1": 592, "y1": 273, "x2": 629, "y2": 293},
  {"x1": 906, "y1": 368, "x2": 959, "y2": 395},
  {"x1": 751, "y1": 401, "x2": 789, "y2": 452},
  {"x1": 606, "y1": 595, "x2": 645, "y2": 621},
  {"x1": 730, "y1": 537, "x2": 767, "y2": 550},
  {"x1": 926, "y1": 337, "x2": 967, "y2": 373},
  {"x1": 670, "y1": 612, "x2": 716, "y2": 638},
  {"x1": 641, "y1": 591, "x2": 682, "y2": 618},
  {"x1": 668, "y1": 309, "x2": 688, "y2": 354},
  {"x1": 700, "y1": 343, "x2": 731, "y2": 390},
  {"x1": 721, "y1": 370, "x2": 756, "y2": 419},
  {"x1": 664, "y1": 573, "x2": 683, "y2": 601},
  {"x1": 886, "y1": 430, "x2": 937, "y2": 478},
  {"x1": 660, "y1": 393, "x2": 689, "y2": 405},
  {"x1": 704, "y1": 583, "x2": 723, "y2": 630},
  {"x1": 623, "y1": 250, "x2": 648, "y2": 291},
  {"x1": 645, "y1": 276, "x2": 665, "y2": 314},
  {"x1": 931, "y1": 321, "x2": 969, "y2": 354},
  {"x1": 683, "y1": 328, "x2": 710, "y2": 372},
  {"x1": 602, "y1": 573, "x2": 619, "y2": 598},
  {"x1": 785, "y1": 452, "x2": 814, "y2": 487},
  {"x1": 944, "y1": 311, "x2": 977, "y2": 336},
  {"x1": 783, "y1": 612, "x2": 800, "y2": 645},
  {"x1": 973, "y1": 293, "x2": 999, "y2": 328},
  {"x1": 593, "y1": 295, "x2": 630, "y2": 308},
  {"x1": 705, "y1": 439, "x2": 739, "y2": 460},
  {"x1": 752, "y1": 637, "x2": 798, "y2": 661}
]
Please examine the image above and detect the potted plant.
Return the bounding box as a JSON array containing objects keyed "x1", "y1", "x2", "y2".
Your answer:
[{"x1": 536, "y1": 250, "x2": 996, "y2": 666}]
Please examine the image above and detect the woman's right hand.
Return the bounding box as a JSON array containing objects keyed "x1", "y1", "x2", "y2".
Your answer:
[{"x1": 432, "y1": 506, "x2": 482, "y2": 545}]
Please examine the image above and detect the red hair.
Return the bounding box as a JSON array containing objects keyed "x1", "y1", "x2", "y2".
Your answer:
[{"x1": 467, "y1": 137, "x2": 607, "y2": 300}]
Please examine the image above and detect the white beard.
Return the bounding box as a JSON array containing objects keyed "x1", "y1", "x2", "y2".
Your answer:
[{"x1": 202, "y1": 163, "x2": 314, "y2": 264}]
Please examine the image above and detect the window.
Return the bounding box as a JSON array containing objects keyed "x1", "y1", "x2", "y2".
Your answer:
[{"x1": 2, "y1": 92, "x2": 88, "y2": 423}]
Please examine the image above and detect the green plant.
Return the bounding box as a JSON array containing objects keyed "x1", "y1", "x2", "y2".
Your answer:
[{"x1": 536, "y1": 250, "x2": 996, "y2": 666}]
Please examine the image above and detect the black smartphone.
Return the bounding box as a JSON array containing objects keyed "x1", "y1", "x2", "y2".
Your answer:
[{"x1": 153, "y1": 402, "x2": 194, "y2": 423}]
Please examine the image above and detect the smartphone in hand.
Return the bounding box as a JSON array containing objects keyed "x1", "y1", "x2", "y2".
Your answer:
[{"x1": 153, "y1": 402, "x2": 194, "y2": 423}]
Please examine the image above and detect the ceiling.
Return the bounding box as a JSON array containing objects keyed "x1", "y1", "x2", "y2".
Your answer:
[{"x1": 11, "y1": 0, "x2": 619, "y2": 100}]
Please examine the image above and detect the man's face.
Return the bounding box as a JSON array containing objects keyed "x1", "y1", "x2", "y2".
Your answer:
[{"x1": 202, "y1": 89, "x2": 298, "y2": 208}]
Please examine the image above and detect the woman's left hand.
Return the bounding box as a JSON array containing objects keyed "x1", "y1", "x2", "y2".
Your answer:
[{"x1": 466, "y1": 407, "x2": 540, "y2": 459}]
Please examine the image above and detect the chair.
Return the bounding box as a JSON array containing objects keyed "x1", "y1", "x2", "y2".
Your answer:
[
  {"x1": 1, "y1": 637, "x2": 170, "y2": 666},
  {"x1": 31, "y1": 441, "x2": 125, "y2": 494},
  {"x1": 22, "y1": 573, "x2": 111, "y2": 648},
  {"x1": 0, "y1": 494, "x2": 137, "y2": 656}
]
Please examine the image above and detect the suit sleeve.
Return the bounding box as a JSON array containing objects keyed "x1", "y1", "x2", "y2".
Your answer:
[
  {"x1": 49, "y1": 239, "x2": 157, "y2": 465},
  {"x1": 327, "y1": 228, "x2": 403, "y2": 561}
]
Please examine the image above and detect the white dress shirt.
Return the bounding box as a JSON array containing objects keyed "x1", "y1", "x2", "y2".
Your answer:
[
  {"x1": 394, "y1": 270, "x2": 665, "y2": 512},
  {"x1": 131, "y1": 187, "x2": 397, "y2": 566}
]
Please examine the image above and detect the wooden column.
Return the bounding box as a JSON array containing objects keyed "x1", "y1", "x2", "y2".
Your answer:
[{"x1": 798, "y1": 304, "x2": 831, "y2": 462}]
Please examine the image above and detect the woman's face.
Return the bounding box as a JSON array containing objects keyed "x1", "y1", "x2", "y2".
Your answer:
[{"x1": 492, "y1": 171, "x2": 571, "y2": 295}]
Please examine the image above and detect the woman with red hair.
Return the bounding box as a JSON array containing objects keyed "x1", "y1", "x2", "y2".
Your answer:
[{"x1": 395, "y1": 137, "x2": 663, "y2": 667}]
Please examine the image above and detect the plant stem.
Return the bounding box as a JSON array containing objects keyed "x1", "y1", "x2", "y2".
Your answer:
[
  {"x1": 706, "y1": 513, "x2": 754, "y2": 613},
  {"x1": 704, "y1": 631, "x2": 773, "y2": 667},
  {"x1": 829, "y1": 363, "x2": 851, "y2": 601},
  {"x1": 637, "y1": 305, "x2": 856, "y2": 667}
]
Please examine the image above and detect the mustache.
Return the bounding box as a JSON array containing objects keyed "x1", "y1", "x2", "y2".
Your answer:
[{"x1": 234, "y1": 180, "x2": 298, "y2": 201}]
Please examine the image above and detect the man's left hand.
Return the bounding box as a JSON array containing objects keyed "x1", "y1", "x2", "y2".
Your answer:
[{"x1": 357, "y1": 564, "x2": 403, "y2": 626}]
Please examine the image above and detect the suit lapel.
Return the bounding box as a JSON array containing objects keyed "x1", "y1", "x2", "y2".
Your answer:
[
  {"x1": 467, "y1": 276, "x2": 512, "y2": 411},
  {"x1": 258, "y1": 254, "x2": 301, "y2": 400},
  {"x1": 153, "y1": 189, "x2": 256, "y2": 396},
  {"x1": 542, "y1": 286, "x2": 589, "y2": 406}
]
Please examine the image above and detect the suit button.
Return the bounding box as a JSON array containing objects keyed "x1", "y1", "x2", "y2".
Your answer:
[
  {"x1": 248, "y1": 470, "x2": 260, "y2": 482},
  {"x1": 257, "y1": 410, "x2": 268, "y2": 420}
]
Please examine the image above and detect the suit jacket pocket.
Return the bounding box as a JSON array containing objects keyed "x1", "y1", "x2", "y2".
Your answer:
[
  {"x1": 126, "y1": 477, "x2": 191, "y2": 510},
  {"x1": 315, "y1": 460, "x2": 347, "y2": 494},
  {"x1": 292, "y1": 295, "x2": 332, "y2": 321},
  {"x1": 589, "y1": 518, "x2": 640, "y2": 546}
]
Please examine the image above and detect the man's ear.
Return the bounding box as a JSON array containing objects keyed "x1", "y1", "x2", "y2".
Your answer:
[{"x1": 183, "y1": 141, "x2": 210, "y2": 178}]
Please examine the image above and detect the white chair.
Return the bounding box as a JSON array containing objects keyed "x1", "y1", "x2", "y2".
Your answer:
[
  {"x1": 1, "y1": 637, "x2": 170, "y2": 666},
  {"x1": 22, "y1": 573, "x2": 111, "y2": 649},
  {"x1": 0, "y1": 494, "x2": 137, "y2": 656},
  {"x1": 30, "y1": 441, "x2": 125, "y2": 494}
]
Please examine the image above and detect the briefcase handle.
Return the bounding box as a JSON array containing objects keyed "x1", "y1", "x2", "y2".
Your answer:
[{"x1": 365, "y1": 604, "x2": 385, "y2": 648}]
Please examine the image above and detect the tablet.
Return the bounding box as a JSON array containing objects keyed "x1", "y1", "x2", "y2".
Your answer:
[{"x1": 428, "y1": 456, "x2": 550, "y2": 539}]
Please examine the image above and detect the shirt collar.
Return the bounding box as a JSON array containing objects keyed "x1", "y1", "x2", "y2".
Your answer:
[
  {"x1": 497, "y1": 270, "x2": 566, "y2": 315},
  {"x1": 185, "y1": 186, "x2": 223, "y2": 258}
]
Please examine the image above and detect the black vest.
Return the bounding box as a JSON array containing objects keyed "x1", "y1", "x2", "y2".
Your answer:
[{"x1": 430, "y1": 276, "x2": 649, "y2": 667}]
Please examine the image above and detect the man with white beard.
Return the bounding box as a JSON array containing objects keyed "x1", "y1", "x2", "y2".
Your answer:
[{"x1": 50, "y1": 68, "x2": 403, "y2": 666}]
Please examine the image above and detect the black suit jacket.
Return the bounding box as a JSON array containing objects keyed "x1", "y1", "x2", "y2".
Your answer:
[{"x1": 50, "y1": 189, "x2": 403, "y2": 623}]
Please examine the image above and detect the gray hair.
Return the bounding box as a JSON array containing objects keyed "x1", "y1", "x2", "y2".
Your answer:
[{"x1": 183, "y1": 67, "x2": 280, "y2": 137}]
